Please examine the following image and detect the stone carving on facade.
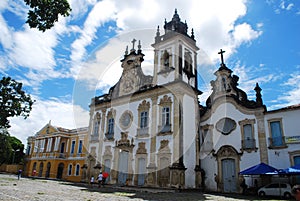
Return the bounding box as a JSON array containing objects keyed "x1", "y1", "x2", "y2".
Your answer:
[
  {"x1": 116, "y1": 132, "x2": 134, "y2": 148},
  {"x1": 103, "y1": 145, "x2": 112, "y2": 156},
  {"x1": 136, "y1": 142, "x2": 147, "y2": 154},
  {"x1": 158, "y1": 140, "x2": 171, "y2": 153}
]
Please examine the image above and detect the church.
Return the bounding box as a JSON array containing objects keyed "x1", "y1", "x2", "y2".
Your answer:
[{"x1": 85, "y1": 9, "x2": 300, "y2": 192}]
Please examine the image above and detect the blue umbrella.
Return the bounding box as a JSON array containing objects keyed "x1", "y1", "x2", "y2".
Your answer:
[
  {"x1": 283, "y1": 164, "x2": 300, "y2": 175},
  {"x1": 239, "y1": 162, "x2": 279, "y2": 175}
]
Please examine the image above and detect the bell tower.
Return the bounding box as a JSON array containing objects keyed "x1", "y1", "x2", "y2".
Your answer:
[{"x1": 152, "y1": 9, "x2": 199, "y2": 90}]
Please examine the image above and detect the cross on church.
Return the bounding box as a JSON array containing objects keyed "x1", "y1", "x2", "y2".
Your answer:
[
  {"x1": 218, "y1": 49, "x2": 225, "y2": 65},
  {"x1": 131, "y1": 38, "x2": 137, "y2": 51}
]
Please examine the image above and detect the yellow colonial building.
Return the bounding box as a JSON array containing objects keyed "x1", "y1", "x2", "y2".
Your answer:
[{"x1": 24, "y1": 122, "x2": 88, "y2": 182}]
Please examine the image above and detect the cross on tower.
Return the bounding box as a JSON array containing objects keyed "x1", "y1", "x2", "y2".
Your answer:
[
  {"x1": 131, "y1": 38, "x2": 137, "y2": 52},
  {"x1": 218, "y1": 49, "x2": 225, "y2": 65}
]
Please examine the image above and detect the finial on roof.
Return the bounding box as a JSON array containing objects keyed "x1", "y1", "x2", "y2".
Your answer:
[
  {"x1": 191, "y1": 28, "x2": 195, "y2": 39},
  {"x1": 156, "y1": 25, "x2": 160, "y2": 36},
  {"x1": 138, "y1": 40, "x2": 141, "y2": 50},
  {"x1": 254, "y1": 82, "x2": 263, "y2": 106},
  {"x1": 125, "y1": 45, "x2": 128, "y2": 55}
]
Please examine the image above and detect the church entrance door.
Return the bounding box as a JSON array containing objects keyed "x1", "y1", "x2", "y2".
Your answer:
[
  {"x1": 222, "y1": 158, "x2": 237, "y2": 193},
  {"x1": 137, "y1": 158, "x2": 146, "y2": 186},
  {"x1": 118, "y1": 151, "x2": 129, "y2": 185}
]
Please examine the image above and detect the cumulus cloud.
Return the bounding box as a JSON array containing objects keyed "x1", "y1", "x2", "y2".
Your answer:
[
  {"x1": 71, "y1": 0, "x2": 262, "y2": 91},
  {"x1": 70, "y1": 0, "x2": 117, "y2": 76},
  {"x1": 278, "y1": 73, "x2": 300, "y2": 105},
  {"x1": 9, "y1": 97, "x2": 89, "y2": 145}
]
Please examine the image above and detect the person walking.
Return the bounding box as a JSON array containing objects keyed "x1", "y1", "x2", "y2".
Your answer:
[
  {"x1": 97, "y1": 172, "x2": 103, "y2": 188},
  {"x1": 90, "y1": 176, "x2": 95, "y2": 188},
  {"x1": 292, "y1": 185, "x2": 300, "y2": 201},
  {"x1": 17, "y1": 169, "x2": 22, "y2": 180}
]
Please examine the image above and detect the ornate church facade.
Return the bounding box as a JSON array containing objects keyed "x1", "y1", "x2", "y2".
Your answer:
[
  {"x1": 86, "y1": 10, "x2": 201, "y2": 188},
  {"x1": 84, "y1": 10, "x2": 300, "y2": 192}
]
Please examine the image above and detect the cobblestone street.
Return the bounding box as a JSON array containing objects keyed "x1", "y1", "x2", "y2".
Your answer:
[{"x1": 0, "y1": 174, "x2": 292, "y2": 201}]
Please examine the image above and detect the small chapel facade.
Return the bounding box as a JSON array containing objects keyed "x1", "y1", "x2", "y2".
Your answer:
[{"x1": 84, "y1": 10, "x2": 300, "y2": 191}]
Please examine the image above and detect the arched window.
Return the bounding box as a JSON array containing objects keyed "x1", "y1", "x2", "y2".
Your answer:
[
  {"x1": 75, "y1": 164, "x2": 80, "y2": 176},
  {"x1": 68, "y1": 164, "x2": 72, "y2": 176}
]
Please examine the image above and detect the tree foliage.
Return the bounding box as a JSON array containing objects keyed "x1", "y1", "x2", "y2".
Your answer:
[
  {"x1": 24, "y1": 0, "x2": 72, "y2": 32},
  {"x1": 0, "y1": 76, "x2": 34, "y2": 129},
  {"x1": 0, "y1": 130, "x2": 12, "y2": 165},
  {"x1": 0, "y1": 131, "x2": 24, "y2": 165}
]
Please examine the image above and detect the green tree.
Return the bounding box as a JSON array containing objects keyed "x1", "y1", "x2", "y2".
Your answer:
[
  {"x1": 0, "y1": 76, "x2": 34, "y2": 129},
  {"x1": 8, "y1": 136, "x2": 25, "y2": 164},
  {"x1": 0, "y1": 76, "x2": 33, "y2": 165},
  {"x1": 0, "y1": 130, "x2": 12, "y2": 165},
  {"x1": 24, "y1": 0, "x2": 72, "y2": 32}
]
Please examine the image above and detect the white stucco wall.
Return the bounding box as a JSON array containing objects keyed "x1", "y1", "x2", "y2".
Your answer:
[
  {"x1": 200, "y1": 102, "x2": 261, "y2": 191},
  {"x1": 182, "y1": 95, "x2": 197, "y2": 187},
  {"x1": 265, "y1": 109, "x2": 300, "y2": 169}
]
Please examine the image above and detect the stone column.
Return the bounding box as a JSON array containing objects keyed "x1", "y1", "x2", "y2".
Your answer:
[
  {"x1": 256, "y1": 111, "x2": 269, "y2": 163},
  {"x1": 170, "y1": 92, "x2": 186, "y2": 187},
  {"x1": 98, "y1": 109, "x2": 106, "y2": 164},
  {"x1": 153, "y1": 50, "x2": 158, "y2": 85},
  {"x1": 147, "y1": 96, "x2": 158, "y2": 186}
]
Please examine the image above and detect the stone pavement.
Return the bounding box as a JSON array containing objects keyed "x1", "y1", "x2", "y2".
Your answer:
[{"x1": 0, "y1": 173, "x2": 289, "y2": 201}]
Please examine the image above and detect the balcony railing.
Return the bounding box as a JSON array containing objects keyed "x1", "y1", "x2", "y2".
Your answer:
[
  {"x1": 158, "y1": 124, "x2": 172, "y2": 135},
  {"x1": 105, "y1": 132, "x2": 114, "y2": 140},
  {"x1": 90, "y1": 135, "x2": 99, "y2": 142},
  {"x1": 29, "y1": 152, "x2": 86, "y2": 159},
  {"x1": 241, "y1": 138, "x2": 256, "y2": 150},
  {"x1": 268, "y1": 136, "x2": 287, "y2": 149},
  {"x1": 136, "y1": 127, "x2": 149, "y2": 137}
]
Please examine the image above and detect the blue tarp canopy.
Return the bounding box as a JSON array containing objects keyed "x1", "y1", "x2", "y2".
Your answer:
[{"x1": 239, "y1": 162, "x2": 278, "y2": 175}]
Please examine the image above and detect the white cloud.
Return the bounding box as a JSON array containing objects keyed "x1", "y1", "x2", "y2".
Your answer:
[
  {"x1": 9, "y1": 28, "x2": 57, "y2": 70},
  {"x1": 9, "y1": 97, "x2": 89, "y2": 145},
  {"x1": 286, "y1": 3, "x2": 294, "y2": 10},
  {"x1": 72, "y1": 0, "x2": 262, "y2": 91},
  {"x1": 70, "y1": 0, "x2": 117, "y2": 75},
  {"x1": 278, "y1": 73, "x2": 300, "y2": 105},
  {"x1": 232, "y1": 23, "x2": 262, "y2": 45}
]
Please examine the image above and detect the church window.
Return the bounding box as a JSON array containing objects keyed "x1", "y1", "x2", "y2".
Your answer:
[
  {"x1": 163, "y1": 50, "x2": 170, "y2": 67},
  {"x1": 68, "y1": 164, "x2": 72, "y2": 176},
  {"x1": 105, "y1": 109, "x2": 115, "y2": 140},
  {"x1": 216, "y1": 117, "x2": 236, "y2": 135},
  {"x1": 93, "y1": 113, "x2": 100, "y2": 136},
  {"x1": 137, "y1": 100, "x2": 150, "y2": 137},
  {"x1": 160, "y1": 49, "x2": 172, "y2": 72},
  {"x1": 184, "y1": 50, "x2": 193, "y2": 74},
  {"x1": 108, "y1": 118, "x2": 114, "y2": 134},
  {"x1": 162, "y1": 107, "x2": 170, "y2": 126},
  {"x1": 268, "y1": 118, "x2": 286, "y2": 148},
  {"x1": 158, "y1": 95, "x2": 172, "y2": 134},
  {"x1": 140, "y1": 111, "x2": 148, "y2": 128},
  {"x1": 239, "y1": 119, "x2": 256, "y2": 152}
]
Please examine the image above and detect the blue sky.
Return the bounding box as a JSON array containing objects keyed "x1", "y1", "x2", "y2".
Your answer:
[{"x1": 0, "y1": 0, "x2": 299, "y2": 144}]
